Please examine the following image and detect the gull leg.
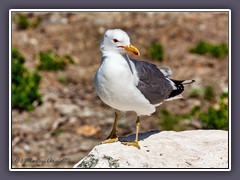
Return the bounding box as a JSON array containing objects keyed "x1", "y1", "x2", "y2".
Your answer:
[
  {"x1": 122, "y1": 116, "x2": 140, "y2": 149},
  {"x1": 100, "y1": 111, "x2": 120, "y2": 144}
]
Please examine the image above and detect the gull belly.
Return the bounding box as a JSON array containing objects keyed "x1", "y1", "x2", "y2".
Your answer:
[{"x1": 94, "y1": 54, "x2": 155, "y2": 116}]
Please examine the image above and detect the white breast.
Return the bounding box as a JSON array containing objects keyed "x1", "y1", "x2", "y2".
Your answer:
[{"x1": 94, "y1": 53, "x2": 155, "y2": 116}]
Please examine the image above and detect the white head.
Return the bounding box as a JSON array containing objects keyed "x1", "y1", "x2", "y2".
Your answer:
[{"x1": 101, "y1": 29, "x2": 140, "y2": 56}]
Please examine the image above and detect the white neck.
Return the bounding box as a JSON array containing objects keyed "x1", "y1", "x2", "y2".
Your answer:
[
  {"x1": 101, "y1": 49, "x2": 127, "y2": 61},
  {"x1": 101, "y1": 50, "x2": 134, "y2": 76}
]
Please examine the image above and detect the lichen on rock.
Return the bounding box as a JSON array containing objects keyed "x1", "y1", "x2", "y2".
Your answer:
[{"x1": 77, "y1": 154, "x2": 98, "y2": 168}]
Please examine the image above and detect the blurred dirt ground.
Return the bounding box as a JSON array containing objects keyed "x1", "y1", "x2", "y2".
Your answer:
[{"x1": 11, "y1": 11, "x2": 229, "y2": 168}]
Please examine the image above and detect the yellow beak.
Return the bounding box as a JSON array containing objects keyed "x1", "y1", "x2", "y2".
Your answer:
[{"x1": 124, "y1": 45, "x2": 140, "y2": 56}]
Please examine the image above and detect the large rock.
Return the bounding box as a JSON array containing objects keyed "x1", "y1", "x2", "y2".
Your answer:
[{"x1": 73, "y1": 130, "x2": 228, "y2": 168}]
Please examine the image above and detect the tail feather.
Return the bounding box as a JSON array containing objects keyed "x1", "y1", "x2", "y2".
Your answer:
[
  {"x1": 167, "y1": 79, "x2": 195, "y2": 99},
  {"x1": 181, "y1": 79, "x2": 195, "y2": 85}
]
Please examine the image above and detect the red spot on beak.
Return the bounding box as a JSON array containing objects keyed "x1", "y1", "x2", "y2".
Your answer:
[{"x1": 133, "y1": 51, "x2": 139, "y2": 55}]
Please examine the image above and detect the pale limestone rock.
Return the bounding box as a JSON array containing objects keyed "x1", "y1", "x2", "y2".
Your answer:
[{"x1": 73, "y1": 130, "x2": 228, "y2": 168}]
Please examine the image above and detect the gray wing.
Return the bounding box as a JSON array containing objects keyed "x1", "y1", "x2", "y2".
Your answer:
[
  {"x1": 158, "y1": 66, "x2": 173, "y2": 77},
  {"x1": 131, "y1": 59, "x2": 173, "y2": 105}
]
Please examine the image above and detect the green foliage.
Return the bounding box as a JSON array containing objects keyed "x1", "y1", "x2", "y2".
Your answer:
[
  {"x1": 147, "y1": 41, "x2": 164, "y2": 61},
  {"x1": 12, "y1": 48, "x2": 42, "y2": 111},
  {"x1": 189, "y1": 86, "x2": 215, "y2": 101},
  {"x1": 211, "y1": 43, "x2": 228, "y2": 58},
  {"x1": 14, "y1": 14, "x2": 29, "y2": 30},
  {"x1": 53, "y1": 129, "x2": 65, "y2": 136},
  {"x1": 158, "y1": 109, "x2": 187, "y2": 131},
  {"x1": 199, "y1": 92, "x2": 228, "y2": 130},
  {"x1": 190, "y1": 41, "x2": 228, "y2": 58},
  {"x1": 30, "y1": 16, "x2": 42, "y2": 28},
  {"x1": 189, "y1": 87, "x2": 203, "y2": 98},
  {"x1": 58, "y1": 75, "x2": 67, "y2": 84},
  {"x1": 204, "y1": 85, "x2": 215, "y2": 101},
  {"x1": 13, "y1": 13, "x2": 42, "y2": 30},
  {"x1": 37, "y1": 51, "x2": 74, "y2": 71},
  {"x1": 159, "y1": 109, "x2": 179, "y2": 130},
  {"x1": 158, "y1": 91, "x2": 228, "y2": 131},
  {"x1": 190, "y1": 105, "x2": 201, "y2": 116},
  {"x1": 64, "y1": 54, "x2": 75, "y2": 64},
  {"x1": 190, "y1": 41, "x2": 212, "y2": 55}
]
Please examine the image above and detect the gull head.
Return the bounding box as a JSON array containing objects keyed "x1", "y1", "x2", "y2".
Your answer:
[{"x1": 101, "y1": 29, "x2": 140, "y2": 56}]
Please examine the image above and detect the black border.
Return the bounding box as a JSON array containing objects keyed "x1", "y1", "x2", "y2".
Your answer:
[
  {"x1": 1, "y1": 0, "x2": 240, "y2": 179},
  {"x1": 10, "y1": 9, "x2": 230, "y2": 171}
]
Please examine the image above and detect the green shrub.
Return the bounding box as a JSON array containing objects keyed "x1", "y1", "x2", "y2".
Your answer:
[
  {"x1": 37, "y1": 51, "x2": 74, "y2": 71},
  {"x1": 58, "y1": 75, "x2": 67, "y2": 84},
  {"x1": 199, "y1": 92, "x2": 228, "y2": 130},
  {"x1": 159, "y1": 109, "x2": 179, "y2": 130},
  {"x1": 204, "y1": 85, "x2": 215, "y2": 101},
  {"x1": 14, "y1": 14, "x2": 29, "y2": 30},
  {"x1": 190, "y1": 41, "x2": 228, "y2": 58},
  {"x1": 13, "y1": 13, "x2": 42, "y2": 30},
  {"x1": 190, "y1": 41, "x2": 212, "y2": 55},
  {"x1": 158, "y1": 109, "x2": 188, "y2": 131},
  {"x1": 158, "y1": 91, "x2": 228, "y2": 130},
  {"x1": 64, "y1": 54, "x2": 74, "y2": 64},
  {"x1": 147, "y1": 41, "x2": 164, "y2": 61},
  {"x1": 189, "y1": 87, "x2": 203, "y2": 98},
  {"x1": 30, "y1": 16, "x2": 42, "y2": 28},
  {"x1": 190, "y1": 105, "x2": 201, "y2": 116},
  {"x1": 12, "y1": 48, "x2": 42, "y2": 111}
]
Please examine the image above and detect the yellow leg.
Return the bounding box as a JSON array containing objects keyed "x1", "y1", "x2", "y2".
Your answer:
[
  {"x1": 100, "y1": 111, "x2": 120, "y2": 144},
  {"x1": 122, "y1": 116, "x2": 140, "y2": 149}
]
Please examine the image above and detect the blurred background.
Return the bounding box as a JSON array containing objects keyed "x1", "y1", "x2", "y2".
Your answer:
[{"x1": 11, "y1": 11, "x2": 229, "y2": 168}]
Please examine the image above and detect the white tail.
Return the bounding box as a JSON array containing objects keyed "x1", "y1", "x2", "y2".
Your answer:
[{"x1": 182, "y1": 80, "x2": 195, "y2": 85}]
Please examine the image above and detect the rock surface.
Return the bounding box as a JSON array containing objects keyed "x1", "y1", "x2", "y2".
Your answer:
[{"x1": 73, "y1": 130, "x2": 228, "y2": 168}]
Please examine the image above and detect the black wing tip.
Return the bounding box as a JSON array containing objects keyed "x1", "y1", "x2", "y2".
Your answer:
[{"x1": 168, "y1": 79, "x2": 195, "y2": 99}]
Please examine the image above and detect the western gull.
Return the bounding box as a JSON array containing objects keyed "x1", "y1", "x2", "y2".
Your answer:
[{"x1": 94, "y1": 29, "x2": 195, "y2": 149}]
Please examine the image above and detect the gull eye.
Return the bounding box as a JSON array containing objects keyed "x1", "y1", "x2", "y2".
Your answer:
[{"x1": 113, "y1": 39, "x2": 119, "y2": 43}]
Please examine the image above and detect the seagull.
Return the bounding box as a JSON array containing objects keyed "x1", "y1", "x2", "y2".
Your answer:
[{"x1": 94, "y1": 29, "x2": 195, "y2": 149}]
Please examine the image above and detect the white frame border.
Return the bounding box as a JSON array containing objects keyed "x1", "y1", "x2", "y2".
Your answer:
[{"x1": 9, "y1": 9, "x2": 231, "y2": 171}]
